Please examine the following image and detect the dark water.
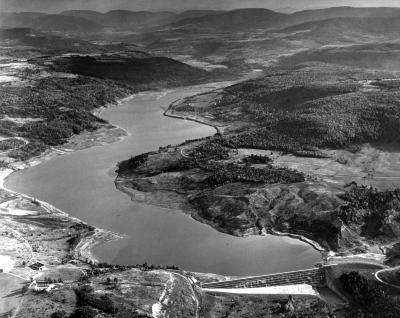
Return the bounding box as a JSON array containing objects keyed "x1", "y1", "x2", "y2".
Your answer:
[{"x1": 5, "y1": 83, "x2": 321, "y2": 275}]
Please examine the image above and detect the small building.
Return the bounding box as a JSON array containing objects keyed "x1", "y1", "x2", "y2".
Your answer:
[
  {"x1": 36, "y1": 280, "x2": 50, "y2": 288},
  {"x1": 29, "y1": 280, "x2": 57, "y2": 292},
  {"x1": 29, "y1": 262, "x2": 44, "y2": 271}
]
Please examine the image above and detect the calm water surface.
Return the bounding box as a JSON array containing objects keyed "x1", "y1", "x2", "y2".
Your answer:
[{"x1": 6, "y1": 83, "x2": 321, "y2": 275}]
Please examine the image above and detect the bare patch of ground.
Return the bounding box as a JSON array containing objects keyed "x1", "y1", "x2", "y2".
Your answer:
[
  {"x1": 237, "y1": 143, "x2": 400, "y2": 191},
  {"x1": 201, "y1": 292, "x2": 334, "y2": 318},
  {"x1": 0, "y1": 116, "x2": 43, "y2": 125},
  {"x1": 0, "y1": 272, "x2": 25, "y2": 316}
]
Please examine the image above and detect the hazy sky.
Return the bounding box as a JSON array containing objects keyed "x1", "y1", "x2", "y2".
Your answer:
[{"x1": 1, "y1": 0, "x2": 400, "y2": 13}]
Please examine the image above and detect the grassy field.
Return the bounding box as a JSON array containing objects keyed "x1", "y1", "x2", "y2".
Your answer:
[{"x1": 0, "y1": 273, "x2": 25, "y2": 317}]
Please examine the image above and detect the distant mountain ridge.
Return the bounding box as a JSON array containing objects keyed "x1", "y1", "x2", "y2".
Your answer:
[
  {"x1": 32, "y1": 14, "x2": 102, "y2": 32},
  {"x1": 61, "y1": 9, "x2": 224, "y2": 28},
  {"x1": 278, "y1": 42, "x2": 400, "y2": 70},
  {"x1": 171, "y1": 8, "x2": 287, "y2": 29},
  {"x1": 172, "y1": 10, "x2": 224, "y2": 22},
  {"x1": 0, "y1": 12, "x2": 47, "y2": 28},
  {"x1": 289, "y1": 6, "x2": 400, "y2": 24},
  {"x1": 279, "y1": 16, "x2": 400, "y2": 43},
  {"x1": 0, "y1": 27, "x2": 100, "y2": 52},
  {"x1": 171, "y1": 6, "x2": 400, "y2": 30},
  {"x1": 59, "y1": 10, "x2": 105, "y2": 24},
  {"x1": 3, "y1": 7, "x2": 400, "y2": 33},
  {"x1": 61, "y1": 9, "x2": 176, "y2": 29}
]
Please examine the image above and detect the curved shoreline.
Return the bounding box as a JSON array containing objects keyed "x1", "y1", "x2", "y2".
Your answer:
[
  {"x1": 2, "y1": 80, "x2": 329, "y2": 271},
  {"x1": 164, "y1": 99, "x2": 223, "y2": 134},
  {"x1": 115, "y1": 175, "x2": 326, "y2": 256},
  {"x1": 162, "y1": 100, "x2": 329, "y2": 257},
  {"x1": 0, "y1": 94, "x2": 136, "y2": 265},
  {"x1": 1, "y1": 165, "x2": 123, "y2": 266},
  {"x1": 268, "y1": 228, "x2": 326, "y2": 253},
  {"x1": 0, "y1": 84, "x2": 232, "y2": 268}
]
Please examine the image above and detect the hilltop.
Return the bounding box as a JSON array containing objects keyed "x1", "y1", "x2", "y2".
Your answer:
[
  {"x1": 171, "y1": 8, "x2": 287, "y2": 30},
  {"x1": 61, "y1": 9, "x2": 176, "y2": 29},
  {"x1": 169, "y1": 6, "x2": 400, "y2": 31},
  {"x1": 279, "y1": 42, "x2": 400, "y2": 70},
  {"x1": 276, "y1": 17, "x2": 400, "y2": 44},
  {"x1": 289, "y1": 6, "x2": 400, "y2": 25},
  {"x1": 0, "y1": 12, "x2": 102, "y2": 33},
  {"x1": 4, "y1": 6, "x2": 400, "y2": 36},
  {"x1": 0, "y1": 12, "x2": 46, "y2": 28},
  {"x1": 31, "y1": 53, "x2": 212, "y2": 87},
  {"x1": 0, "y1": 28, "x2": 101, "y2": 55},
  {"x1": 31, "y1": 14, "x2": 103, "y2": 33},
  {"x1": 173, "y1": 10, "x2": 224, "y2": 22}
]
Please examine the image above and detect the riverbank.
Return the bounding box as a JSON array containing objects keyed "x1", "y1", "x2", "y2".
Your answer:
[
  {"x1": 0, "y1": 89, "x2": 137, "y2": 273},
  {"x1": 0, "y1": 81, "x2": 225, "y2": 270},
  {"x1": 0, "y1": 77, "x2": 381, "y2": 318},
  {"x1": 5, "y1": 81, "x2": 323, "y2": 276},
  {"x1": 115, "y1": 86, "x2": 398, "y2": 260},
  {"x1": 164, "y1": 99, "x2": 224, "y2": 134},
  {"x1": 0, "y1": 165, "x2": 123, "y2": 266},
  {"x1": 115, "y1": 175, "x2": 326, "y2": 256}
]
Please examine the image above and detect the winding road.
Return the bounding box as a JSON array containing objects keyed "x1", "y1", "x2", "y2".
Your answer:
[{"x1": 375, "y1": 266, "x2": 400, "y2": 289}]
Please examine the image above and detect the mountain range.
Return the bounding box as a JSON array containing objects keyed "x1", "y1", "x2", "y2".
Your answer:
[
  {"x1": 3, "y1": 6, "x2": 400, "y2": 33},
  {"x1": 172, "y1": 6, "x2": 400, "y2": 30},
  {"x1": 279, "y1": 16, "x2": 400, "y2": 44}
]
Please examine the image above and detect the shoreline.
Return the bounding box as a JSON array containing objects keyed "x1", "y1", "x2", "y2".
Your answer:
[
  {"x1": 0, "y1": 165, "x2": 123, "y2": 266},
  {"x1": 268, "y1": 228, "x2": 327, "y2": 253},
  {"x1": 0, "y1": 82, "x2": 234, "y2": 269},
  {"x1": 162, "y1": 100, "x2": 330, "y2": 258},
  {"x1": 0, "y1": 81, "x2": 236, "y2": 272},
  {"x1": 164, "y1": 101, "x2": 223, "y2": 134},
  {"x1": 1, "y1": 78, "x2": 339, "y2": 273},
  {"x1": 116, "y1": 173, "x2": 328, "y2": 257},
  {"x1": 163, "y1": 79, "x2": 238, "y2": 135},
  {"x1": 0, "y1": 93, "x2": 137, "y2": 265}
]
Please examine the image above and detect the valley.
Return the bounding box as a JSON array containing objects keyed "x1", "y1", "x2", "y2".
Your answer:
[{"x1": 1, "y1": 3, "x2": 400, "y2": 318}]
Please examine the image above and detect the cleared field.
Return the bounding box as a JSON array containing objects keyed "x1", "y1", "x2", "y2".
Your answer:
[
  {"x1": 238, "y1": 143, "x2": 400, "y2": 191},
  {"x1": 0, "y1": 273, "x2": 25, "y2": 316},
  {"x1": 35, "y1": 265, "x2": 84, "y2": 282}
]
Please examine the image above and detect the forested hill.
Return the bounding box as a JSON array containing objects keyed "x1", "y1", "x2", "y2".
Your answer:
[
  {"x1": 170, "y1": 8, "x2": 288, "y2": 30},
  {"x1": 173, "y1": 63, "x2": 400, "y2": 156},
  {"x1": 288, "y1": 6, "x2": 400, "y2": 25},
  {"x1": 278, "y1": 43, "x2": 400, "y2": 70},
  {"x1": 31, "y1": 14, "x2": 103, "y2": 33},
  {"x1": 31, "y1": 53, "x2": 213, "y2": 87}
]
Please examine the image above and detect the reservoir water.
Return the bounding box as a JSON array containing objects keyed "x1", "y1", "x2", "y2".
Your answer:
[{"x1": 5, "y1": 83, "x2": 321, "y2": 276}]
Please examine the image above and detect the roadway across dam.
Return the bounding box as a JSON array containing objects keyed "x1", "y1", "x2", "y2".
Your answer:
[{"x1": 201, "y1": 266, "x2": 332, "y2": 289}]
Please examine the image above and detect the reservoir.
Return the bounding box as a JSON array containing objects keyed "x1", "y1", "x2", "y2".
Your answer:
[{"x1": 5, "y1": 82, "x2": 321, "y2": 276}]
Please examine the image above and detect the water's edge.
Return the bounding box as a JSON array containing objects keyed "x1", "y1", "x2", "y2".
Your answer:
[
  {"x1": 2, "y1": 81, "x2": 324, "y2": 273},
  {"x1": 0, "y1": 91, "x2": 139, "y2": 263}
]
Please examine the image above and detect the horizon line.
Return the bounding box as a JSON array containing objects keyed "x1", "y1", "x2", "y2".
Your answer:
[{"x1": 2, "y1": 5, "x2": 400, "y2": 15}]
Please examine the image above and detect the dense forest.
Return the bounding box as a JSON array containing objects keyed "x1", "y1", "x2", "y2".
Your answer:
[
  {"x1": 0, "y1": 46, "x2": 221, "y2": 161},
  {"x1": 0, "y1": 73, "x2": 133, "y2": 160},
  {"x1": 32, "y1": 54, "x2": 213, "y2": 87},
  {"x1": 175, "y1": 63, "x2": 400, "y2": 156},
  {"x1": 341, "y1": 271, "x2": 400, "y2": 317},
  {"x1": 337, "y1": 184, "x2": 400, "y2": 239}
]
